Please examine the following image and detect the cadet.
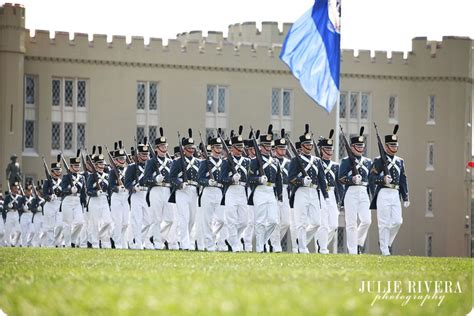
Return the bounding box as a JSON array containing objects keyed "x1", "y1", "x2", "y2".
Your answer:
[
  {"x1": 3, "y1": 182, "x2": 23, "y2": 246},
  {"x1": 316, "y1": 130, "x2": 343, "y2": 254},
  {"x1": 31, "y1": 181, "x2": 46, "y2": 247},
  {"x1": 43, "y1": 156, "x2": 64, "y2": 247},
  {"x1": 19, "y1": 184, "x2": 35, "y2": 247},
  {"x1": 61, "y1": 150, "x2": 87, "y2": 248},
  {"x1": 169, "y1": 129, "x2": 200, "y2": 251},
  {"x1": 86, "y1": 147, "x2": 113, "y2": 249},
  {"x1": 369, "y1": 125, "x2": 410, "y2": 256},
  {"x1": 338, "y1": 127, "x2": 373, "y2": 255},
  {"x1": 248, "y1": 125, "x2": 283, "y2": 253},
  {"x1": 242, "y1": 132, "x2": 256, "y2": 252},
  {"x1": 144, "y1": 129, "x2": 177, "y2": 250},
  {"x1": 288, "y1": 124, "x2": 328, "y2": 254},
  {"x1": 124, "y1": 140, "x2": 150, "y2": 250},
  {"x1": 108, "y1": 142, "x2": 130, "y2": 250},
  {"x1": 221, "y1": 128, "x2": 250, "y2": 252},
  {"x1": 269, "y1": 129, "x2": 291, "y2": 253},
  {"x1": 198, "y1": 134, "x2": 224, "y2": 251},
  {"x1": 6, "y1": 154, "x2": 22, "y2": 185}
]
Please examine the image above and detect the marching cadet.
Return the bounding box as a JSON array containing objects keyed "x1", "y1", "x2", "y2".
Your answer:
[
  {"x1": 242, "y1": 133, "x2": 256, "y2": 252},
  {"x1": 43, "y1": 156, "x2": 64, "y2": 247},
  {"x1": 288, "y1": 124, "x2": 329, "y2": 254},
  {"x1": 269, "y1": 129, "x2": 291, "y2": 253},
  {"x1": 86, "y1": 147, "x2": 113, "y2": 249},
  {"x1": 221, "y1": 127, "x2": 250, "y2": 252},
  {"x1": 248, "y1": 125, "x2": 283, "y2": 253},
  {"x1": 169, "y1": 129, "x2": 200, "y2": 251},
  {"x1": 338, "y1": 127, "x2": 373, "y2": 255},
  {"x1": 287, "y1": 141, "x2": 301, "y2": 253},
  {"x1": 316, "y1": 130, "x2": 343, "y2": 254},
  {"x1": 61, "y1": 150, "x2": 87, "y2": 248},
  {"x1": 78, "y1": 146, "x2": 95, "y2": 248},
  {"x1": 144, "y1": 129, "x2": 177, "y2": 250},
  {"x1": 108, "y1": 142, "x2": 130, "y2": 250},
  {"x1": 3, "y1": 182, "x2": 23, "y2": 246},
  {"x1": 198, "y1": 134, "x2": 224, "y2": 252},
  {"x1": 31, "y1": 181, "x2": 46, "y2": 247},
  {"x1": 124, "y1": 140, "x2": 150, "y2": 250},
  {"x1": 369, "y1": 125, "x2": 409, "y2": 256},
  {"x1": 19, "y1": 184, "x2": 35, "y2": 247}
]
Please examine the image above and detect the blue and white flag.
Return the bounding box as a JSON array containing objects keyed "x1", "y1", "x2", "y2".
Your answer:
[{"x1": 280, "y1": 0, "x2": 341, "y2": 113}]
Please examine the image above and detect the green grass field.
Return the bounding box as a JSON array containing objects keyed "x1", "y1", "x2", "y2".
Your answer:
[{"x1": 0, "y1": 248, "x2": 471, "y2": 316}]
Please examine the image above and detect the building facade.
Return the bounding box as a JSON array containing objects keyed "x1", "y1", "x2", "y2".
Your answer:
[{"x1": 0, "y1": 3, "x2": 472, "y2": 256}]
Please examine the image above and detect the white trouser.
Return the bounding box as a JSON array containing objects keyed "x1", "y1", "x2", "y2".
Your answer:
[
  {"x1": 149, "y1": 186, "x2": 176, "y2": 250},
  {"x1": 20, "y1": 212, "x2": 34, "y2": 247},
  {"x1": 269, "y1": 185, "x2": 290, "y2": 252},
  {"x1": 166, "y1": 204, "x2": 179, "y2": 250},
  {"x1": 130, "y1": 191, "x2": 151, "y2": 249},
  {"x1": 32, "y1": 213, "x2": 46, "y2": 247},
  {"x1": 293, "y1": 187, "x2": 322, "y2": 253},
  {"x1": 43, "y1": 200, "x2": 63, "y2": 247},
  {"x1": 243, "y1": 205, "x2": 255, "y2": 252},
  {"x1": 289, "y1": 203, "x2": 298, "y2": 253},
  {"x1": 0, "y1": 218, "x2": 5, "y2": 247},
  {"x1": 175, "y1": 186, "x2": 198, "y2": 250},
  {"x1": 316, "y1": 189, "x2": 339, "y2": 254},
  {"x1": 200, "y1": 187, "x2": 223, "y2": 251},
  {"x1": 88, "y1": 195, "x2": 112, "y2": 248},
  {"x1": 110, "y1": 191, "x2": 130, "y2": 249},
  {"x1": 214, "y1": 206, "x2": 227, "y2": 251},
  {"x1": 377, "y1": 188, "x2": 403, "y2": 255},
  {"x1": 79, "y1": 207, "x2": 89, "y2": 248},
  {"x1": 61, "y1": 195, "x2": 85, "y2": 247},
  {"x1": 253, "y1": 186, "x2": 279, "y2": 253},
  {"x1": 344, "y1": 185, "x2": 371, "y2": 254},
  {"x1": 225, "y1": 185, "x2": 248, "y2": 252},
  {"x1": 4, "y1": 211, "x2": 21, "y2": 246}
]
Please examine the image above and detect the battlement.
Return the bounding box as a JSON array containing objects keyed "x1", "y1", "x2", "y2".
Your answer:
[
  {"x1": 227, "y1": 21, "x2": 292, "y2": 45},
  {"x1": 0, "y1": 3, "x2": 25, "y2": 27}
]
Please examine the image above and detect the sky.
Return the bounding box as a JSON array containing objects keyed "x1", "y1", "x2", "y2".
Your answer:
[{"x1": 15, "y1": 0, "x2": 474, "y2": 53}]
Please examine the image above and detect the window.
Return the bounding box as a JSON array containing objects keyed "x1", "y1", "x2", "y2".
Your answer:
[
  {"x1": 77, "y1": 80, "x2": 86, "y2": 107},
  {"x1": 51, "y1": 78, "x2": 88, "y2": 153},
  {"x1": 136, "y1": 126, "x2": 145, "y2": 144},
  {"x1": 339, "y1": 92, "x2": 347, "y2": 119},
  {"x1": 338, "y1": 134, "x2": 346, "y2": 158},
  {"x1": 426, "y1": 188, "x2": 434, "y2": 218},
  {"x1": 426, "y1": 142, "x2": 434, "y2": 170},
  {"x1": 136, "y1": 81, "x2": 159, "y2": 142},
  {"x1": 24, "y1": 120, "x2": 35, "y2": 149},
  {"x1": 425, "y1": 233, "x2": 433, "y2": 257},
  {"x1": 350, "y1": 92, "x2": 358, "y2": 119},
  {"x1": 361, "y1": 93, "x2": 369, "y2": 120},
  {"x1": 24, "y1": 75, "x2": 38, "y2": 154},
  {"x1": 427, "y1": 95, "x2": 435, "y2": 124},
  {"x1": 52, "y1": 123, "x2": 61, "y2": 150},
  {"x1": 52, "y1": 79, "x2": 61, "y2": 106},
  {"x1": 271, "y1": 88, "x2": 292, "y2": 135},
  {"x1": 206, "y1": 85, "x2": 229, "y2": 135},
  {"x1": 389, "y1": 95, "x2": 398, "y2": 123},
  {"x1": 25, "y1": 76, "x2": 35, "y2": 105}
]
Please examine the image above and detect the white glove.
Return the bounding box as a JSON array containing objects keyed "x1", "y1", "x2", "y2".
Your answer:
[
  {"x1": 403, "y1": 201, "x2": 410, "y2": 208},
  {"x1": 232, "y1": 173, "x2": 241, "y2": 183},
  {"x1": 37, "y1": 206, "x2": 42, "y2": 212},
  {"x1": 352, "y1": 175, "x2": 362, "y2": 185},
  {"x1": 119, "y1": 186, "x2": 127, "y2": 193},
  {"x1": 97, "y1": 190, "x2": 103, "y2": 196},
  {"x1": 181, "y1": 182, "x2": 188, "y2": 190},
  {"x1": 50, "y1": 194, "x2": 57, "y2": 201},
  {"x1": 23, "y1": 205, "x2": 29, "y2": 212},
  {"x1": 8, "y1": 203, "x2": 13, "y2": 209},
  {"x1": 71, "y1": 186, "x2": 78, "y2": 194},
  {"x1": 155, "y1": 174, "x2": 165, "y2": 184},
  {"x1": 303, "y1": 176, "x2": 312, "y2": 187},
  {"x1": 384, "y1": 175, "x2": 392, "y2": 185},
  {"x1": 209, "y1": 179, "x2": 218, "y2": 187},
  {"x1": 260, "y1": 176, "x2": 268, "y2": 185}
]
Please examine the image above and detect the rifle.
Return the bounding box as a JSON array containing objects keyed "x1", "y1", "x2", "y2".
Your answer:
[
  {"x1": 85, "y1": 153, "x2": 103, "y2": 193},
  {"x1": 119, "y1": 140, "x2": 132, "y2": 164},
  {"x1": 199, "y1": 131, "x2": 215, "y2": 181},
  {"x1": 134, "y1": 137, "x2": 140, "y2": 186},
  {"x1": 249, "y1": 127, "x2": 265, "y2": 176},
  {"x1": 41, "y1": 156, "x2": 53, "y2": 182},
  {"x1": 374, "y1": 123, "x2": 391, "y2": 177},
  {"x1": 312, "y1": 138, "x2": 321, "y2": 159},
  {"x1": 105, "y1": 145, "x2": 124, "y2": 187},
  {"x1": 60, "y1": 152, "x2": 72, "y2": 175},
  {"x1": 177, "y1": 132, "x2": 189, "y2": 183},
  {"x1": 80, "y1": 148, "x2": 88, "y2": 173},
  {"x1": 339, "y1": 125, "x2": 360, "y2": 176},
  {"x1": 218, "y1": 130, "x2": 237, "y2": 175}
]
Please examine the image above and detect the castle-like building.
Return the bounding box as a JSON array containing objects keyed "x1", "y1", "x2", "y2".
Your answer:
[{"x1": 0, "y1": 3, "x2": 472, "y2": 256}]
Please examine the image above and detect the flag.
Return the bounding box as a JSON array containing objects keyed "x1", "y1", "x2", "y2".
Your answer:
[{"x1": 280, "y1": 0, "x2": 341, "y2": 113}]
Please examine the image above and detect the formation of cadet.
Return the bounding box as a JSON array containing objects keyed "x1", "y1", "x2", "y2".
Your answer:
[{"x1": 0, "y1": 123, "x2": 409, "y2": 256}]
